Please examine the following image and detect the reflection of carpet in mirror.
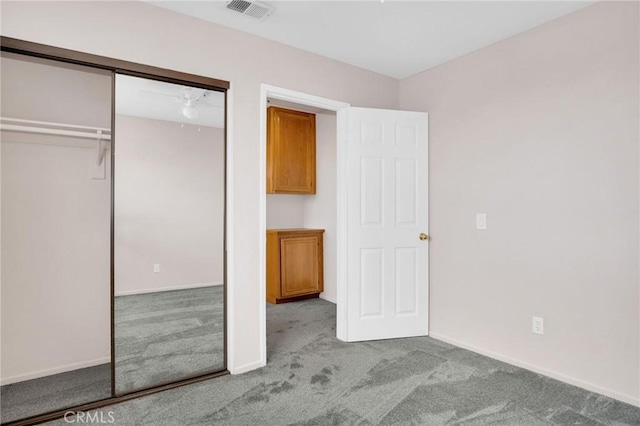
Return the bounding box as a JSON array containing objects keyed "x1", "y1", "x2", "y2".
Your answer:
[{"x1": 114, "y1": 285, "x2": 224, "y2": 394}]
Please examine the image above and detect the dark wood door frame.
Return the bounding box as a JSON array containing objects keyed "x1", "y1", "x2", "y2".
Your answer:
[{"x1": 1, "y1": 36, "x2": 230, "y2": 426}]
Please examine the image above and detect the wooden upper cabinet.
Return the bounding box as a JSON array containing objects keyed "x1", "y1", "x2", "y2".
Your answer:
[{"x1": 267, "y1": 106, "x2": 316, "y2": 194}]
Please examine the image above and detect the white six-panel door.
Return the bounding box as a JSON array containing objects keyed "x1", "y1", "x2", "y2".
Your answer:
[{"x1": 345, "y1": 107, "x2": 428, "y2": 342}]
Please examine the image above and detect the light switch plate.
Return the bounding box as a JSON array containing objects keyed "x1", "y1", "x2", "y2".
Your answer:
[{"x1": 476, "y1": 213, "x2": 487, "y2": 230}]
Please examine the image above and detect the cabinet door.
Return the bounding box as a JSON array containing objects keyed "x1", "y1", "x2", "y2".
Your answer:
[
  {"x1": 267, "y1": 107, "x2": 316, "y2": 194},
  {"x1": 280, "y1": 235, "x2": 321, "y2": 297}
]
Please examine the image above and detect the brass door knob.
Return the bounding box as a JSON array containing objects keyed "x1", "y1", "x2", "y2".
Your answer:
[{"x1": 419, "y1": 233, "x2": 429, "y2": 241}]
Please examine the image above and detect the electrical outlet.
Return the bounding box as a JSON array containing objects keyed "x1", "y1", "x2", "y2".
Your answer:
[
  {"x1": 532, "y1": 317, "x2": 544, "y2": 335},
  {"x1": 153, "y1": 264, "x2": 160, "y2": 273}
]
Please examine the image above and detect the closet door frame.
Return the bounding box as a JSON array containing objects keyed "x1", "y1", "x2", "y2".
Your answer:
[{"x1": 1, "y1": 36, "x2": 230, "y2": 426}]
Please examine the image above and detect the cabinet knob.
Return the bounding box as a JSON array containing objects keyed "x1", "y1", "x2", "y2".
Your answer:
[{"x1": 419, "y1": 233, "x2": 429, "y2": 241}]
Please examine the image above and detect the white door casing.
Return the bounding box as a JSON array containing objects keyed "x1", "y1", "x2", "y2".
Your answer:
[{"x1": 343, "y1": 107, "x2": 428, "y2": 342}]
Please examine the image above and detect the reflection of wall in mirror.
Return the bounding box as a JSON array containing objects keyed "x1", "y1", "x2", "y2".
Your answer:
[
  {"x1": 0, "y1": 54, "x2": 111, "y2": 384},
  {"x1": 114, "y1": 115, "x2": 225, "y2": 296}
]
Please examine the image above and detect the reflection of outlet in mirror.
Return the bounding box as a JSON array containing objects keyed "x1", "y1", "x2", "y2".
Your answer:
[
  {"x1": 533, "y1": 316, "x2": 544, "y2": 335},
  {"x1": 476, "y1": 213, "x2": 487, "y2": 230},
  {"x1": 153, "y1": 264, "x2": 160, "y2": 273}
]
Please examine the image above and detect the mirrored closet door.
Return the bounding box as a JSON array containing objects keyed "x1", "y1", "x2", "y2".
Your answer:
[
  {"x1": 1, "y1": 39, "x2": 227, "y2": 424},
  {"x1": 113, "y1": 74, "x2": 226, "y2": 394},
  {"x1": 0, "y1": 52, "x2": 112, "y2": 423}
]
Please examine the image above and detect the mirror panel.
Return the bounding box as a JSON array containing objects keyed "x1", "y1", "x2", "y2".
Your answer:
[
  {"x1": 0, "y1": 52, "x2": 112, "y2": 422},
  {"x1": 114, "y1": 74, "x2": 225, "y2": 394}
]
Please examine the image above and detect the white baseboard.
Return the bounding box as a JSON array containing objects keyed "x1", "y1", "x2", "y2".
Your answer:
[
  {"x1": 229, "y1": 360, "x2": 264, "y2": 375},
  {"x1": 1, "y1": 356, "x2": 110, "y2": 386},
  {"x1": 319, "y1": 293, "x2": 337, "y2": 304},
  {"x1": 115, "y1": 281, "x2": 222, "y2": 297},
  {"x1": 429, "y1": 332, "x2": 640, "y2": 408}
]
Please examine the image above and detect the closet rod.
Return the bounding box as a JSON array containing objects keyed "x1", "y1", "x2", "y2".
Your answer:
[
  {"x1": 0, "y1": 117, "x2": 111, "y2": 141},
  {"x1": 0, "y1": 124, "x2": 112, "y2": 141},
  {"x1": 1, "y1": 117, "x2": 110, "y2": 133}
]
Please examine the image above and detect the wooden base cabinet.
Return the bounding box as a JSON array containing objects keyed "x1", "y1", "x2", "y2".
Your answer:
[{"x1": 267, "y1": 229, "x2": 324, "y2": 304}]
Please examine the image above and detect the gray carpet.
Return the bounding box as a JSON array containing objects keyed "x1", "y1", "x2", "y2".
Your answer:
[
  {"x1": 0, "y1": 364, "x2": 111, "y2": 424},
  {"x1": 115, "y1": 286, "x2": 225, "y2": 393},
  {"x1": 48, "y1": 298, "x2": 640, "y2": 426}
]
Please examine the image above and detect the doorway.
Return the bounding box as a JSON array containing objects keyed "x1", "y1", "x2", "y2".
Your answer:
[
  {"x1": 258, "y1": 85, "x2": 430, "y2": 365},
  {"x1": 259, "y1": 85, "x2": 349, "y2": 366}
]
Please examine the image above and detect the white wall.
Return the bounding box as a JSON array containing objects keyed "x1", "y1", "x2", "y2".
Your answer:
[
  {"x1": 400, "y1": 1, "x2": 639, "y2": 405},
  {"x1": 266, "y1": 195, "x2": 305, "y2": 229},
  {"x1": 0, "y1": 0, "x2": 400, "y2": 374},
  {"x1": 1, "y1": 54, "x2": 111, "y2": 383},
  {"x1": 114, "y1": 115, "x2": 224, "y2": 296}
]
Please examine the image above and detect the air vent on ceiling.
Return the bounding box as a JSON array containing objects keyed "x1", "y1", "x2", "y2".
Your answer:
[{"x1": 226, "y1": 0, "x2": 275, "y2": 20}]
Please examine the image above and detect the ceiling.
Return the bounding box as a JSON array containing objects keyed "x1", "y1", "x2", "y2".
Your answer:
[
  {"x1": 148, "y1": 1, "x2": 595, "y2": 79},
  {"x1": 115, "y1": 74, "x2": 225, "y2": 127}
]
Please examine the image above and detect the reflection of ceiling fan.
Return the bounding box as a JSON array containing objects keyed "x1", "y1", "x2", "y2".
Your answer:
[{"x1": 137, "y1": 87, "x2": 219, "y2": 120}]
